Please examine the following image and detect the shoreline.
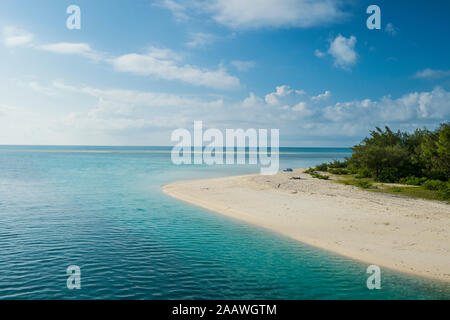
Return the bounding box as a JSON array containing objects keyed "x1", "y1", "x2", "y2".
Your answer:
[{"x1": 163, "y1": 169, "x2": 450, "y2": 282}]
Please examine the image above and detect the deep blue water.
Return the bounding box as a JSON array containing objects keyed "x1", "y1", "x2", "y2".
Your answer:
[{"x1": 0, "y1": 146, "x2": 448, "y2": 299}]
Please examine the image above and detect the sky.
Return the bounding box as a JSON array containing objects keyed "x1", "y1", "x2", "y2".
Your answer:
[{"x1": 0, "y1": 0, "x2": 449, "y2": 147}]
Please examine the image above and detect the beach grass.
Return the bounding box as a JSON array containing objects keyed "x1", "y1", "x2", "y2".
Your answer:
[{"x1": 332, "y1": 174, "x2": 449, "y2": 203}]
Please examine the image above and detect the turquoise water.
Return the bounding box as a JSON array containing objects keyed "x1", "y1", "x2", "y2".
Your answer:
[{"x1": 0, "y1": 146, "x2": 448, "y2": 299}]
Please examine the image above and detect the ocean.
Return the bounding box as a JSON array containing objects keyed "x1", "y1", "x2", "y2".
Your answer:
[{"x1": 0, "y1": 146, "x2": 448, "y2": 299}]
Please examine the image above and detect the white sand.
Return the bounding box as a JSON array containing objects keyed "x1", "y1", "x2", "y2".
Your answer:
[{"x1": 163, "y1": 169, "x2": 450, "y2": 282}]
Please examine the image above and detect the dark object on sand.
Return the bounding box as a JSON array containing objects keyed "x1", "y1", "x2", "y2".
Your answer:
[
  {"x1": 290, "y1": 176, "x2": 301, "y2": 180},
  {"x1": 283, "y1": 168, "x2": 293, "y2": 172}
]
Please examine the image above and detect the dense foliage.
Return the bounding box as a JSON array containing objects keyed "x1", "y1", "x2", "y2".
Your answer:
[
  {"x1": 307, "y1": 123, "x2": 449, "y2": 201},
  {"x1": 348, "y1": 123, "x2": 449, "y2": 182}
]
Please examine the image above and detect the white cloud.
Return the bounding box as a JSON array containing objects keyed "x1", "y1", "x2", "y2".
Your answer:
[
  {"x1": 385, "y1": 23, "x2": 398, "y2": 36},
  {"x1": 242, "y1": 92, "x2": 264, "y2": 108},
  {"x1": 159, "y1": 0, "x2": 347, "y2": 29},
  {"x1": 311, "y1": 90, "x2": 331, "y2": 102},
  {"x1": 209, "y1": 0, "x2": 347, "y2": 29},
  {"x1": 3, "y1": 27, "x2": 237, "y2": 89},
  {"x1": 39, "y1": 42, "x2": 101, "y2": 60},
  {"x1": 314, "y1": 49, "x2": 326, "y2": 58},
  {"x1": 264, "y1": 93, "x2": 279, "y2": 105},
  {"x1": 327, "y1": 34, "x2": 357, "y2": 70},
  {"x1": 49, "y1": 81, "x2": 225, "y2": 135},
  {"x1": 2, "y1": 26, "x2": 33, "y2": 47},
  {"x1": 28, "y1": 82, "x2": 58, "y2": 96},
  {"x1": 413, "y1": 68, "x2": 450, "y2": 80},
  {"x1": 52, "y1": 81, "x2": 223, "y2": 109},
  {"x1": 231, "y1": 60, "x2": 256, "y2": 72},
  {"x1": 264, "y1": 84, "x2": 292, "y2": 104},
  {"x1": 324, "y1": 87, "x2": 450, "y2": 122},
  {"x1": 156, "y1": 0, "x2": 189, "y2": 20},
  {"x1": 186, "y1": 32, "x2": 216, "y2": 48},
  {"x1": 292, "y1": 101, "x2": 313, "y2": 116},
  {"x1": 5, "y1": 80, "x2": 450, "y2": 145},
  {"x1": 110, "y1": 47, "x2": 240, "y2": 89},
  {"x1": 275, "y1": 84, "x2": 292, "y2": 96}
]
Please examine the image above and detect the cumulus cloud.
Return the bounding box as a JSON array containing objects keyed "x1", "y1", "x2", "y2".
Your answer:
[
  {"x1": 3, "y1": 27, "x2": 238, "y2": 90},
  {"x1": 311, "y1": 90, "x2": 331, "y2": 102},
  {"x1": 156, "y1": 0, "x2": 189, "y2": 20},
  {"x1": 231, "y1": 60, "x2": 256, "y2": 72},
  {"x1": 413, "y1": 68, "x2": 450, "y2": 80},
  {"x1": 292, "y1": 101, "x2": 313, "y2": 116},
  {"x1": 47, "y1": 81, "x2": 226, "y2": 135},
  {"x1": 110, "y1": 47, "x2": 240, "y2": 89},
  {"x1": 327, "y1": 34, "x2": 357, "y2": 69},
  {"x1": 241, "y1": 92, "x2": 264, "y2": 108},
  {"x1": 265, "y1": 85, "x2": 292, "y2": 104},
  {"x1": 2, "y1": 26, "x2": 33, "y2": 47},
  {"x1": 39, "y1": 42, "x2": 101, "y2": 61},
  {"x1": 52, "y1": 81, "x2": 223, "y2": 110},
  {"x1": 160, "y1": 0, "x2": 348, "y2": 29},
  {"x1": 186, "y1": 32, "x2": 216, "y2": 48},
  {"x1": 324, "y1": 87, "x2": 450, "y2": 122},
  {"x1": 8, "y1": 80, "x2": 450, "y2": 145}
]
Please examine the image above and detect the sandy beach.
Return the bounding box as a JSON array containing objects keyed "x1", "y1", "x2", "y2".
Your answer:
[{"x1": 163, "y1": 169, "x2": 450, "y2": 282}]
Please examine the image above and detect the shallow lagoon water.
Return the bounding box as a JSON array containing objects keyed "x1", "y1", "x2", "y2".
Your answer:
[{"x1": 0, "y1": 146, "x2": 448, "y2": 299}]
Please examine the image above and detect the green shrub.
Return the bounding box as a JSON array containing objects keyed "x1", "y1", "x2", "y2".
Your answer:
[
  {"x1": 390, "y1": 186, "x2": 404, "y2": 192},
  {"x1": 399, "y1": 176, "x2": 427, "y2": 186},
  {"x1": 328, "y1": 160, "x2": 348, "y2": 169},
  {"x1": 353, "y1": 180, "x2": 374, "y2": 189},
  {"x1": 315, "y1": 163, "x2": 328, "y2": 172},
  {"x1": 328, "y1": 168, "x2": 349, "y2": 175},
  {"x1": 422, "y1": 180, "x2": 445, "y2": 191},
  {"x1": 438, "y1": 182, "x2": 450, "y2": 200},
  {"x1": 304, "y1": 168, "x2": 315, "y2": 174},
  {"x1": 355, "y1": 168, "x2": 372, "y2": 179},
  {"x1": 376, "y1": 167, "x2": 400, "y2": 183},
  {"x1": 310, "y1": 172, "x2": 329, "y2": 180}
]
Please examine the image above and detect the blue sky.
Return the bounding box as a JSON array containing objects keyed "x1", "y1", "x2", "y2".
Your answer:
[{"x1": 0, "y1": 0, "x2": 449, "y2": 146}]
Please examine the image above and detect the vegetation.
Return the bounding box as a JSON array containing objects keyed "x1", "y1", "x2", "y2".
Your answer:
[
  {"x1": 348, "y1": 123, "x2": 449, "y2": 182},
  {"x1": 309, "y1": 171, "x2": 330, "y2": 180},
  {"x1": 304, "y1": 123, "x2": 450, "y2": 201},
  {"x1": 337, "y1": 179, "x2": 375, "y2": 189},
  {"x1": 328, "y1": 168, "x2": 349, "y2": 175}
]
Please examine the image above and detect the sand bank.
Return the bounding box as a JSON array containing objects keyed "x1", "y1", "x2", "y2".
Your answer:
[{"x1": 163, "y1": 169, "x2": 450, "y2": 282}]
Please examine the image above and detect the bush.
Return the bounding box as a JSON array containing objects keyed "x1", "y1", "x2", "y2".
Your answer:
[
  {"x1": 328, "y1": 160, "x2": 348, "y2": 169},
  {"x1": 375, "y1": 167, "x2": 400, "y2": 183},
  {"x1": 422, "y1": 180, "x2": 445, "y2": 191},
  {"x1": 438, "y1": 182, "x2": 450, "y2": 200},
  {"x1": 304, "y1": 168, "x2": 315, "y2": 174},
  {"x1": 315, "y1": 163, "x2": 328, "y2": 172},
  {"x1": 354, "y1": 180, "x2": 374, "y2": 189},
  {"x1": 390, "y1": 186, "x2": 404, "y2": 192},
  {"x1": 328, "y1": 168, "x2": 349, "y2": 175},
  {"x1": 310, "y1": 172, "x2": 329, "y2": 180},
  {"x1": 355, "y1": 168, "x2": 372, "y2": 179},
  {"x1": 399, "y1": 176, "x2": 427, "y2": 186}
]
